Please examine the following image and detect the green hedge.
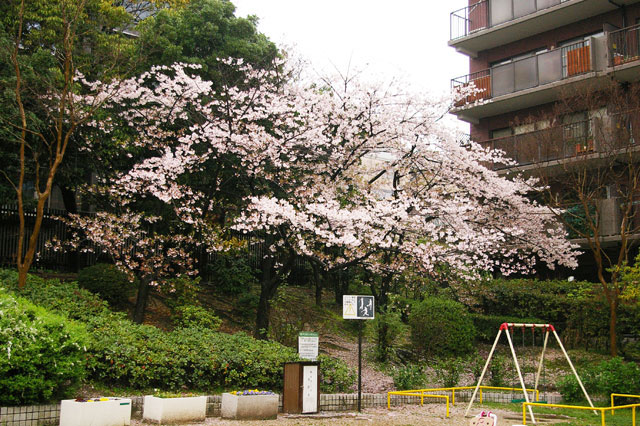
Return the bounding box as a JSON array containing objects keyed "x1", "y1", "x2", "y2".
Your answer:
[
  {"x1": 78, "y1": 264, "x2": 136, "y2": 307},
  {"x1": 0, "y1": 289, "x2": 88, "y2": 405},
  {"x1": 0, "y1": 269, "x2": 109, "y2": 322},
  {"x1": 471, "y1": 314, "x2": 547, "y2": 344},
  {"x1": 473, "y1": 278, "x2": 640, "y2": 350},
  {"x1": 558, "y1": 357, "x2": 640, "y2": 402},
  {"x1": 0, "y1": 270, "x2": 355, "y2": 395},
  {"x1": 86, "y1": 320, "x2": 300, "y2": 390},
  {"x1": 409, "y1": 297, "x2": 475, "y2": 358}
]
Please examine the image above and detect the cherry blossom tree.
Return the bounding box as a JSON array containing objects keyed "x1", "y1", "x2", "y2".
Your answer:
[{"x1": 61, "y1": 59, "x2": 577, "y2": 330}]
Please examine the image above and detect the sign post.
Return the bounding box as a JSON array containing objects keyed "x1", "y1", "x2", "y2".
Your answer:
[{"x1": 343, "y1": 295, "x2": 374, "y2": 412}]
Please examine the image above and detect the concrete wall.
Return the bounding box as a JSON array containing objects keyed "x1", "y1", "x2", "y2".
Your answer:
[{"x1": 0, "y1": 392, "x2": 564, "y2": 426}]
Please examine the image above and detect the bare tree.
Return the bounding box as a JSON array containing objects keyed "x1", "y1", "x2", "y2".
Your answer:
[{"x1": 522, "y1": 81, "x2": 640, "y2": 356}]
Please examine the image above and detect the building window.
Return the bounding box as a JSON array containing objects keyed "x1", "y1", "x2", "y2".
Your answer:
[{"x1": 491, "y1": 127, "x2": 512, "y2": 139}]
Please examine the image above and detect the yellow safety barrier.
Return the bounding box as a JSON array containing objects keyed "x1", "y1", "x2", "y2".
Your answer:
[
  {"x1": 388, "y1": 385, "x2": 539, "y2": 408},
  {"x1": 387, "y1": 385, "x2": 541, "y2": 419},
  {"x1": 386, "y1": 391, "x2": 450, "y2": 417},
  {"x1": 522, "y1": 401, "x2": 640, "y2": 426},
  {"x1": 611, "y1": 393, "x2": 640, "y2": 415}
]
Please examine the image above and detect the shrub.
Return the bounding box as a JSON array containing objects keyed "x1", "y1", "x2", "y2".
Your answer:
[
  {"x1": 367, "y1": 311, "x2": 409, "y2": 363},
  {"x1": 172, "y1": 305, "x2": 222, "y2": 330},
  {"x1": 78, "y1": 263, "x2": 136, "y2": 307},
  {"x1": 318, "y1": 354, "x2": 356, "y2": 393},
  {"x1": 557, "y1": 357, "x2": 640, "y2": 402},
  {"x1": 488, "y1": 353, "x2": 508, "y2": 387},
  {"x1": 207, "y1": 253, "x2": 257, "y2": 296},
  {"x1": 0, "y1": 289, "x2": 88, "y2": 405},
  {"x1": 409, "y1": 296, "x2": 475, "y2": 358},
  {"x1": 0, "y1": 269, "x2": 110, "y2": 322},
  {"x1": 471, "y1": 278, "x2": 638, "y2": 351},
  {"x1": 433, "y1": 357, "x2": 465, "y2": 387},
  {"x1": 163, "y1": 276, "x2": 200, "y2": 310},
  {"x1": 85, "y1": 316, "x2": 354, "y2": 392},
  {"x1": 468, "y1": 352, "x2": 486, "y2": 384},
  {"x1": 471, "y1": 314, "x2": 546, "y2": 344},
  {"x1": 391, "y1": 364, "x2": 427, "y2": 390},
  {"x1": 0, "y1": 270, "x2": 356, "y2": 394}
]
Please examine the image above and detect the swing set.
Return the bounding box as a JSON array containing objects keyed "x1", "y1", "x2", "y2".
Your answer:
[{"x1": 464, "y1": 322, "x2": 595, "y2": 424}]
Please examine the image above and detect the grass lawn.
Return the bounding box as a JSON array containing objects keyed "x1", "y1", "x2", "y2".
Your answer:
[{"x1": 480, "y1": 400, "x2": 638, "y2": 425}]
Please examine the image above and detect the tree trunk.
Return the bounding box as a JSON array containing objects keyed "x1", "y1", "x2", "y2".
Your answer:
[
  {"x1": 255, "y1": 288, "x2": 271, "y2": 340},
  {"x1": 313, "y1": 264, "x2": 322, "y2": 306},
  {"x1": 609, "y1": 296, "x2": 618, "y2": 356},
  {"x1": 334, "y1": 271, "x2": 341, "y2": 305},
  {"x1": 376, "y1": 313, "x2": 390, "y2": 362},
  {"x1": 60, "y1": 185, "x2": 77, "y2": 213},
  {"x1": 133, "y1": 278, "x2": 151, "y2": 324},
  {"x1": 255, "y1": 255, "x2": 276, "y2": 340},
  {"x1": 334, "y1": 270, "x2": 350, "y2": 305}
]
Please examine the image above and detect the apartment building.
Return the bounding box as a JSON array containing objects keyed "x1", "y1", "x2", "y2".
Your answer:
[{"x1": 448, "y1": 0, "x2": 640, "y2": 277}]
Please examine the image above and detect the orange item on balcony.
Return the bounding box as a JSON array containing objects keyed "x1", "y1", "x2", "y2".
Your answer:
[
  {"x1": 453, "y1": 75, "x2": 491, "y2": 107},
  {"x1": 575, "y1": 139, "x2": 594, "y2": 155},
  {"x1": 566, "y1": 46, "x2": 591, "y2": 76},
  {"x1": 469, "y1": 75, "x2": 491, "y2": 102}
]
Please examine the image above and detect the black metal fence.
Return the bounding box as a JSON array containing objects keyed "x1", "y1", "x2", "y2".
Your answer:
[
  {"x1": 0, "y1": 205, "x2": 311, "y2": 285},
  {"x1": 0, "y1": 205, "x2": 86, "y2": 271}
]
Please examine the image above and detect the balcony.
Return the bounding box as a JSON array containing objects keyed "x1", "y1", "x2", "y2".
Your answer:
[
  {"x1": 608, "y1": 23, "x2": 640, "y2": 81},
  {"x1": 477, "y1": 110, "x2": 640, "y2": 172},
  {"x1": 565, "y1": 197, "x2": 640, "y2": 243},
  {"x1": 452, "y1": 37, "x2": 607, "y2": 122},
  {"x1": 449, "y1": 0, "x2": 640, "y2": 57}
]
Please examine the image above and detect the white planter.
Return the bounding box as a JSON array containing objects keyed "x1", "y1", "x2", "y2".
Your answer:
[
  {"x1": 59, "y1": 398, "x2": 131, "y2": 426},
  {"x1": 142, "y1": 395, "x2": 207, "y2": 424},
  {"x1": 221, "y1": 393, "x2": 279, "y2": 420}
]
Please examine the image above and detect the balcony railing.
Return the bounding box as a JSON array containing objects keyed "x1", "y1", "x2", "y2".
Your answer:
[
  {"x1": 609, "y1": 23, "x2": 640, "y2": 66},
  {"x1": 477, "y1": 111, "x2": 640, "y2": 170},
  {"x1": 450, "y1": 0, "x2": 568, "y2": 40},
  {"x1": 452, "y1": 40, "x2": 592, "y2": 106}
]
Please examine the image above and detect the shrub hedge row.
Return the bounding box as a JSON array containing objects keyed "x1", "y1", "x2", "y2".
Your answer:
[
  {"x1": 0, "y1": 270, "x2": 355, "y2": 405},
  {"x1": 558, "y1": 357, "x2": 640, "y2": 402},
  {"x1": 0, "y1": 289, "x2": 88, "y2": 405},
  {"x1": 472, "y1": 278, "x2": 640, "y2": 350}
]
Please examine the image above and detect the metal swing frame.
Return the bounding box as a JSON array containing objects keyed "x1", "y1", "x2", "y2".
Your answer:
[{"x1": 464, "y1": 322, "x2": 595, "y2": 424}]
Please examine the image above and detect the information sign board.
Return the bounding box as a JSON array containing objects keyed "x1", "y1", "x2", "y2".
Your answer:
[
  {"x1": 298, "y1": 332, "x2": 319, "y2": 360},
  {"x1": 342, "y1": 295, "x2": 375, "y2": 319}
]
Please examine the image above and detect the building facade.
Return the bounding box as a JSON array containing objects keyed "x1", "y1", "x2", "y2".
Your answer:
[{"x1": 448, "y1": 0, "x2": 640, "y2": 277}]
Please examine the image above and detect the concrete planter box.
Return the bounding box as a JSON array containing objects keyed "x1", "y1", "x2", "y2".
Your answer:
[
  {"x1": 59, "y1": 398, "x2": 131, "y2": 426},
  {"x1": 221, "y1": 393, "x2": 279, "y2": 420},
  {"x1": 142, "y1": 395, "x2": 206, "y2": 424}
]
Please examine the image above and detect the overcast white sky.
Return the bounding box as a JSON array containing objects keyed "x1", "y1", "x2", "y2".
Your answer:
[{"x1": 232, "y1": 1, "x2": 470, "y2": 97}]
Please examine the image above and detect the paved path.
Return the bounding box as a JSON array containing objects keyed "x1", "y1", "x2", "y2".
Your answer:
[{"x1": 130, "y1": 404, "x2": 560, "y2": 426}]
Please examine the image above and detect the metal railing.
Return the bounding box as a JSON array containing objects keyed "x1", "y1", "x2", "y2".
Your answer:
[
  {"x1": 450, "y1": 0, "x2": 567, "y2": 41},
  {"x1": 450, "y1": 0, "x2": 489, "y2": 40},
  {"x1": 452, "y1": 39, "x2": 593, "y2": 107},
  {"x1": 387, "y1": 385, "x2": 541, "y2": 413},
  {"x1": 609, "y1": 23, "x2": 640, "y2": 66},
  {"x1": 612, "y1": 393, "x2": 640, "y2": 415},
  {"x1": 522, "y1": 401, "x2": 640, "y2": 426},
  {"x1": 477, "y1": 110, "x2": 640, "y2": 170},
  {"x1": 387, "y1": 391, "x2": 450, "y2": 417}
]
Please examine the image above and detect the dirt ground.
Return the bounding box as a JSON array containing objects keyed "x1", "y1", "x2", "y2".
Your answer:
[{"x1": 130, "y1": 404, "x2": 544, "y2": 426}]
